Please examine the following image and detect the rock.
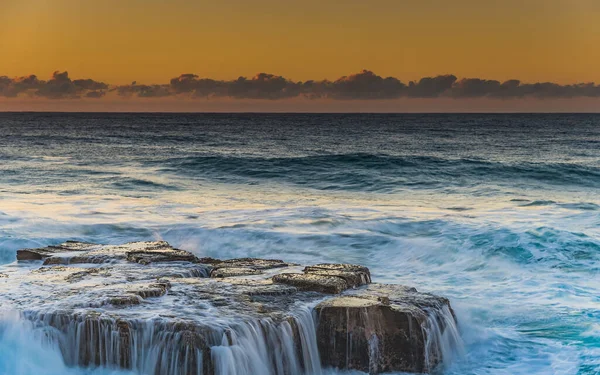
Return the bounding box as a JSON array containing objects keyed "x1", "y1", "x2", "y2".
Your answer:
[
  {"x1": 132, "y1": 280, "x2": 171, "y2": 298},
  {"x1": 17, "y1": 249, "x2": 57, "y2": 261},
  {"x1": 210, "y1": 267, "x2": 261, "y2": 278},
  {"x1": 272, "y1": 263, "x2": 371, "y2": 294},
  {"x1": 0, "y1": 273, "x2": 7, "y2": 278},
  {"x1": 126, "y1": 243, "x2": 199, "y2": 265},
  {"x1": 305, "y1": 263, "x2": 371, "y2": 275},
  {"x1": 209, "y1": 257, "x2": 290, "y2": 278},
  {"x1": 107, "y1": 295, "x2": 142, "y2": 306},
  {"x1": 1, "y1": 241, "x2": 461, "y2": 375},
  {"x1": 22, "y1": 241, "x2": 200, "y2": 265},
  {"x1": 150, "y1": 264, "x2": 211, "y2": 278},
  {"x1": 196, "y1": 257, "x2": 222, "y2": 264},
  {"x1": 315, "y1": 284, "x2": 462, "y2": 374},
  {"x1": 98, "y1": 281, "x2": 171, "y2": 307},
  {"x1": 304, "y1": 263, "x2": 371, "y2": 288},
  {"x1": 214, "y1": 258, "x2": 289, "y2": 270},
  {"x1": 272, "y1": 272, "x2": 349, "y2": 294},
  {"x1": 17, "y1": 241, "x2": 97, "y2": 261},
  {"x1": 64, "y1": 267, "x2": 104, "y2": 282},
  {"x1": 43, "y1": 256, "x2": 102, "y2": 265},
  {"x1": 244, "y1": 284, "x2": 297, "y2": 297}
]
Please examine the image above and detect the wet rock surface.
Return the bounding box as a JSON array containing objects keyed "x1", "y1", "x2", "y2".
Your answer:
[
  {"x1": 208, "y1": 257, "x2": 291, "y2": 278},
  {"x1": 23, "y1": 241, "x2": 199, "y2": 265},
  {"x1": 1, "y1": 241, "x2": 461, "y2": 375},
  {"x1": 16, "y1": 240, "x2": 96, "y2": 261},
  {"x1": 272, "y1": 263, "x2": 371, "y2": 294},
  {"x1": 316, "y1": 284, "x2": 462, "y2": 374}
]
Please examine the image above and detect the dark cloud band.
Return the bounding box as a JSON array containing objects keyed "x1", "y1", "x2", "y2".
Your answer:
[
  {"x1": 0, "y1": 71, "x2": 108, "y2": 99},
  {"x1": 2, "y1": 70, "x2": 599, "y2": 100}
]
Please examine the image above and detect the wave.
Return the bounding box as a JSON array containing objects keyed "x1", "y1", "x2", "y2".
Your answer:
[
  {"x1": 146, "y1": 153, "x2": 600, "y2": 192},
  {"x1": 107, "y1": 177, "x2": 181, "y2": 192},
  {"x1": 558, "y1": 202, "x2": 600, "y2": 211},
  {"x1": 518, "y1": 200, "x2": 556, "y2": 207},
  {"x1": 2, "y1": 206, "x2": 598, "y2": 270},
  {"x1": 467, "y1": 226, "x2": 600, "y2": 270},
  {"x1": 516, "y1": 200, "x2": 600, "y2": 210}
]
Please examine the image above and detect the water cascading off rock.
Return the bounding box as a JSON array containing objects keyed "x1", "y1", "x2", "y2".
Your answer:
[{"x1": 0, "y1": 241, "x2": 463, "y2": 375}]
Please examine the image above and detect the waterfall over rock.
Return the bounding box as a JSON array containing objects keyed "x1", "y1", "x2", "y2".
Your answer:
[
  {"x1": 315, "y1": 285, "x2": 463, "y2": 374},
  {"x1": 0, "y1": 241, "x2": 463, "y2": 375}
]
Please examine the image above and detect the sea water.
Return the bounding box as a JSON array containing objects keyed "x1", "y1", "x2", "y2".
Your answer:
[{"x1": 0, "y1": 113, "x2": 598, "y2": 375}]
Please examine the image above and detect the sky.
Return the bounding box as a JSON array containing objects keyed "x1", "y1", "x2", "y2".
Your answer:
[{"x1": 1, "y1": 0, "x2": 599, "y2": 112}]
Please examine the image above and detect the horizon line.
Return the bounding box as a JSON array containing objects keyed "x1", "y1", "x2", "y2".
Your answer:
[{"x1": 2, "y1": 110, "x2": 600, "y2": 115}]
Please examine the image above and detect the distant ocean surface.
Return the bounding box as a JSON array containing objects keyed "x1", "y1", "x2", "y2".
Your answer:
[{"x1": 0, "y1": 113, "x2": 599, "y2": 375}]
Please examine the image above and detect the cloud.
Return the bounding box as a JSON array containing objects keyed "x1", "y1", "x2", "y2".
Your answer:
[
  {"x1": 450, "y1": 78, "x2": 501, "y2": 98},
  {"x1": 85, "y1": 91, "x2": 106, "y2": 98},
  {"x1": 227, "y1": 73, "x2": 301, "y2": 99},
  {"x1": 515, "y1": 82, "x2": 600, "y2": 98},
  {"x1": 325, "y1": 70, "x2": 406, "y2": 99},
  {"x1": 0, "y1": 75, "x2": 41, "y2": 97},
  {"x1": 2, "y1": 70, "x2": 600, "y2": 100},
  {"x1": 0, "y1": 71, "x2": 107, "y2": 99},
  {"x1": 35, "y1": 71, "x2": 79, "y2": 99},
  {"x1": 449, "y1": 78, "x2": 600, "y2": 99},
  {"x1": 408, "y1": 75, "x2": 457, "y2": 98},
  {"x1": 131, "y1": 73, "x2": 302, "y2": 100},
  {"x1": 169, "y1": 74, "x2": 224, "y2": 97},
  {"x1": 115, "y1": 83, "x2": 171, "y2": 98},
  {"x1": 73, "y1": 78, "x2": 109, "y2": 91}
]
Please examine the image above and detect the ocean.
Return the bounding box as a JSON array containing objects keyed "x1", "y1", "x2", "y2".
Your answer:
[{"x1": 0, "y1": 113, "x2": 599, "y2": 375}]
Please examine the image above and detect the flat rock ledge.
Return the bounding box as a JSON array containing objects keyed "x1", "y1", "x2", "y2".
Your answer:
[{"x1": 2, "y1": 241, "x2": 462, "y2": 375}]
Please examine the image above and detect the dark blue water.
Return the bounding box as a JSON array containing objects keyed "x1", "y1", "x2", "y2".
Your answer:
[{"x1": 1, "y1": 113, "x2": 599, "y2": 374}]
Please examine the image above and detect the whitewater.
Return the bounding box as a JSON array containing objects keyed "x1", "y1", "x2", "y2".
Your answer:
[{"x1": 0, "y1": 113, "x2": 599, "y2": 375}]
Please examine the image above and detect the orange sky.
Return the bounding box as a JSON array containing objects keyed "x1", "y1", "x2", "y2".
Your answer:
[
  {"x1": 1, "y1": 0, "x2": 600, "y2": 111},
  {"x1": 1, "y1": 0, "x2": 599, "y2": 85}
]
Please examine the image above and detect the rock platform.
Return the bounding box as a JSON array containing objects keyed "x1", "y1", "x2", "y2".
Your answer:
[{"x1": 0, "y1": 241, "x2": 462, "y2": 375}]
